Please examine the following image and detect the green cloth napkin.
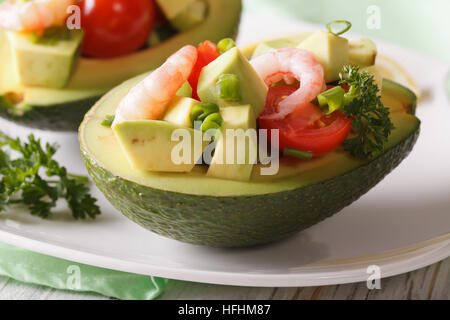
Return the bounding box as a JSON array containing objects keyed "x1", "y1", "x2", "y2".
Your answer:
[
  {"x1": 245, "y1": 0, "x2": 450, "y2": 65},
  {"x1": 0, "y1": 242, "x2": 167, "y2": 300}
]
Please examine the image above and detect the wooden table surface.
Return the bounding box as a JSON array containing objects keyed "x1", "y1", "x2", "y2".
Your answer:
[{"x1": 0, "y1": 257, "x2": 448, "y2": 300}]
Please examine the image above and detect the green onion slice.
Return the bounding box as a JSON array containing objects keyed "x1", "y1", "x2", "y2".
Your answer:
[
  {"x1": 284, "y1": 148, "x2": 314, "y2": 161},
  {"x1": 101, "y1": 115, "x2": 115, "y2": 127},
  {"x1": 216, "y1": 73, "x2": 241, "y2": 101},
  {"x1": 217, "y1": 38, "x2": 236, "y2": 54},
  {"x1": 190, "y1": 102, "x2": 220, "y2": 127},
  {"x1": 201, "y1": 113, "x2": 223, "y2": 132},
  {"x1": 317, "y1": 86, "x2": 345, "y2": 114},
  {"x1": 201, "y1": 113, "x2": 224, "y2": 140},
  {"x1": 326, "y1": 20, "x2": 352, "y2": 36}
]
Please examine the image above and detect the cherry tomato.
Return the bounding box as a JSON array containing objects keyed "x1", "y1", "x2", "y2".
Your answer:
[
  {"x1": 188, "y1": 41, "x2": 220, "y2": 100},
  {"x1": 80, "y1": 0, "x2": 156, "y2": 58},
  {"x1": 259, "y1": 86, "x2": 353, "y2": 156}
]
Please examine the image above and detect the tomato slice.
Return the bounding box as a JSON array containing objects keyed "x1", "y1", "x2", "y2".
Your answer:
[
  {"x1": 259, "y1": 85, "x2": 352, "y2": 156},
  {"x1": 81, "y1": 0, "x2": 156, "y2": 58},
  {"x1": 188, "y1": 41, "x2": 220, "y2": 100}
]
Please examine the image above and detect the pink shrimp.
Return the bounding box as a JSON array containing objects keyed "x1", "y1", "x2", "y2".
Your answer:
[
  {"x1": 0, "y1": 0, "x2": 76, "y2": 32},
  {"x1": 113, "y1": 45, "x2": 198, "y2": 125},
  {"x1": 250, "y1": 48, "x2": 325, "y2": 120}
]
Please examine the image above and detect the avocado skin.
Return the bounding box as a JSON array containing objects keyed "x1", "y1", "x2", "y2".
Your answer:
[
  {"x1": 0, "y1": 95, "x2": 100, "y2": 131},
  {"x1": 82, "y1": 125, "x2": 419, "y2": 247}
]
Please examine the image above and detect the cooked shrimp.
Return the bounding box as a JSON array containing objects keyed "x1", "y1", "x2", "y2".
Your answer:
[
  {"x1": 113, "y1": 45, "x2": 198, "y2": 125},
  {"x1": 0, "y1": 0, "x2": 75, "y2": 32},
  {"x1": 251, "y1": 48, "x2": 325, "y2": 120}
]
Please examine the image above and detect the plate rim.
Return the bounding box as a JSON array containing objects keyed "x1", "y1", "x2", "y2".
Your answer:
[{"x1": 0, "y1": 229, "x2": 448, "y2": 287}]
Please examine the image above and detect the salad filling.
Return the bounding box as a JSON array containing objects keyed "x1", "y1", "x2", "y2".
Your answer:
[{"x1": 107, "y1": 22, "x2": 396, "y2": 182}]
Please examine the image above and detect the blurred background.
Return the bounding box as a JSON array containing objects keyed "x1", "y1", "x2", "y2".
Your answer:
[{"x1": 245, "y1": 0, "x2": 450, "y2": 65}]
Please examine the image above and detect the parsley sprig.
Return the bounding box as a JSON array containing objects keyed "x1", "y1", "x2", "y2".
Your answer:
[
  {"x1": 339, "y1": 66, "x2": 395, "y2": 158},
  {"x1": 0, "y1": 131, "x2": 100, "y2": 219}
]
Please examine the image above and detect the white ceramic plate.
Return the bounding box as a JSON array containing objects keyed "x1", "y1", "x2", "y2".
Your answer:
[{"x1": 0, "y1": 13, "x2": 449, "y2": 287}]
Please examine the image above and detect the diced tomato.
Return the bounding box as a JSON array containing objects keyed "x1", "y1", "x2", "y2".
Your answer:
[
  {"x1": 259, "y1": 85, "x2": 353, "y2": 157},
  {"x1": 188, "y1": 41, "x2": 220, "y2": 100}
]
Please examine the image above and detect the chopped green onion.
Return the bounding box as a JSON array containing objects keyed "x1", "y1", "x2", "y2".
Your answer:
[
  {"x1": 216, "y1": 73, "x2": 241, "y2": 101},
  {"x1": 317, "y1": 86, "x2": 345, "y2": 114},
  {"x1": 101, "y1": 115, "x2": 115, "y2": 127},
  {"x1": 201, "y1": 113, "x2": 223, "y2": 132},
  {"x1": 190, "y1": 105, "x2": 204, "y2": 124},
  {"x1": 217, "y1": 38, "x2": 236, "y2": 54},
  {"x1": 326, "y1": 20, "x2": 352, "y2": 36},
  {"x1": 201, "y1": 113, "x2": 223, "y2": 140},
  {"x1": 190, "y1": 102, "x2": 220, "y2": 126},
  {"x1": 343, "y1": 85, "x2": 360, "y2": 105},
  {"x1": 284, "y1": 148, "x2": 314, "y2": 161}
]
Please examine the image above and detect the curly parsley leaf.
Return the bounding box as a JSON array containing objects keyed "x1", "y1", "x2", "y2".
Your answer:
[
  {"x1": 339, "y1": 66, "x2": 395, "y2": 158},
  {"x1": 0, "y1": 131, "x2": 100, "y2": 219}
]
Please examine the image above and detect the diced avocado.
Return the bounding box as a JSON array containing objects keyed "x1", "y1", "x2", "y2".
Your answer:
[
  {"x1": 162, "y1": 96, "x2": 198, "y2": 128},
  {"x1": 6, "y1": 30, "x2": 83, "y2": 89},
  {"x1": 112, "y1": 120, "x2": 205, "y2": 172},
  {"x1": 297, "y1": 31, "x2": 349, "y2": 83},
  {"x1": 251, "y1": 38, "x2": 301, "y2": 59},
  {"x1": 171, "y1": 0, "x2": 207, "y2": 31},
  {"x1": 349, "y1": 39, "x2": 377, "y2": 67},
  {"x1": 155, "y1": 0, "x2": 196, "y2": 20},
  {"x1": 197, "y1": 47, "x2": 268, "y2": 116},
  {"x1": 207, "y1": 105, "x2": 257, "y2": 181},
  {"x1": 176, "y1": 81, "x2": 193, "y2": 98}
]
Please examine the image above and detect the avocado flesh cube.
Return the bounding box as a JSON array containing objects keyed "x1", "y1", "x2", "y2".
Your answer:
[
  {"x1": 349, "y1": 39, "x2": 377, "y2": 67},
  {"x1": 0, "y1": 0, "x2": 242, "y2": 130},
  {"x1": 207, "y1": 105, "x2": 257, "y2": 181},
  {"x1": 6, "y1": 30, "x2": 83, "y2": 89},
  {"x1": 251, "y1": 38, "x2": 303, "y2": 59},
  {"x1": 297, "y1": 31, "x2": 349, "y2": 83},
  {"x1": 112, "y1": 120, "x2": 205, "y2": 173},
  {"x1": 171, "y1": 0, "x2": 207, "y2": 31},
  {"x1": 155, "y1": 0, "x2": 197, "y2": 20},
  {"x1": 162, "y1": 96, "x2": 198, "y2": 128},
  {"x1": 197, "y1": 47, "x2": 268, "y2": 116},
  {"x1": 251, "y1": 35, "x2": 377, "y2": 70},
  {"x1": 176, "y1": 81, "x2": 193, "y2": 98}
]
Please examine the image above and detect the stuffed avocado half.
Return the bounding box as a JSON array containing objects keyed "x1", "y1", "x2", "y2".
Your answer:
[
  {"x1": 0, "y1": 0, "x2": 242, "y2": 131},
  {"x1": 79, "y1": 29, "x2": 420, "y2": 247}
]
